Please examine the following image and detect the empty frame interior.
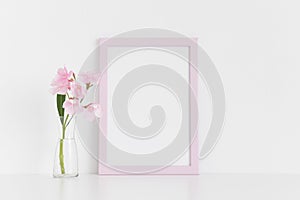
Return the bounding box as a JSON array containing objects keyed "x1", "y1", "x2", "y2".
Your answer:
[{"x1": 98, "y1": 38, "x2": 198, "y2": 174}]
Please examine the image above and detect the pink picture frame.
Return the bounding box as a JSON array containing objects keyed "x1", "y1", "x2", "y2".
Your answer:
[{"x1": 98, "y1": 37, "x2": 199, "y2": 175}]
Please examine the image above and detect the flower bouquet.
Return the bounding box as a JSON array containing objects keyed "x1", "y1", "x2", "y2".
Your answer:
[{"x1": 50, "y1": 67, "x2": 100, "y2": 178}]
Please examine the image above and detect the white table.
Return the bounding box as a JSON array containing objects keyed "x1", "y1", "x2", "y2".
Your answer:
[{"x1": 0, "y1": 174, "x2": 299, "y2": 200}]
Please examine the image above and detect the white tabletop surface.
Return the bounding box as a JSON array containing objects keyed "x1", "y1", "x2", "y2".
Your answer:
[{"x1": 0, "y1": 174, "x2": 299, "y2": 200}]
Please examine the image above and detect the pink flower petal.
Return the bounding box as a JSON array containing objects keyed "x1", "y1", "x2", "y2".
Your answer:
[
  {"x1": 82, "y1": 103, "x2": 102, "y2": 121},
  {"x1": 63, "y1": 99, "x2": 83, "y2": 115},
  {"x1": 70, "y1": 82, "x2": 86, "y2": 99},
  {"x1": 50, "y1": 67, "x2": 74, "y2": 95},
  {"x1": 78, "y1": 71, "x2": 100, "y2": 84}
]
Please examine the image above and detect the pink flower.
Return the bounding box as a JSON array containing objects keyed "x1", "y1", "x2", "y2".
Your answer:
[
  {"x1": 78, "y1": 71, "x2": 100, "y2": 84},
  {"x1": 83, "y1": 103, "x2": 102, "y2": 121},
  {"x1": 70, "y1": 82, "x2": 86, "y2": 99},
  {"x1": 50, "y1": 67, "x2": 74, "y2": 94},
  {"x1": 63, "y1": 99, "x2": 83, "y2": 115}
]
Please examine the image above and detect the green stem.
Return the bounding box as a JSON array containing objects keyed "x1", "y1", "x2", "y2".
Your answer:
[
  {"x1": 62, "y1": 115, "x2": 69, "y2": 138},
  {"x1": 66, "y1": 115, "x2": 73, "y2": 127},
  {"x1": 59, "y1": 114, "x2": 69, "y2": 175},
  {"x1": 59, "y1": 139, "x2": 65, "y2": 174}
]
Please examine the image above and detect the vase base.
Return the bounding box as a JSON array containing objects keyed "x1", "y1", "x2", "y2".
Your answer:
[{"x1": 53, "y1": 173, "x2": 79, "y2": 178}]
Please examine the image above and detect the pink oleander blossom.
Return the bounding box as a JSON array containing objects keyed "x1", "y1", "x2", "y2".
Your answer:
[
  {"x1": 63, "y1": 99, "x2": 83, "y2": 115},
  {"x1": 50, "y1": 67, "x2": 74, "y2": 95},
  {"x1": 78, "y1": 71, "x2": 100, "y2": 85},
  {"x1": 83, "y1": 103, "x2": 102, "y2": 121},
  {"x1": 70, "y1": 82, "x2": 86, "y2": 99}
]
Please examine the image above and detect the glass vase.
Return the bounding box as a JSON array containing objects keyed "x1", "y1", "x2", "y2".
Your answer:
[{"x1": 53, "y1": 116, "x2": 78, "y2": 178}]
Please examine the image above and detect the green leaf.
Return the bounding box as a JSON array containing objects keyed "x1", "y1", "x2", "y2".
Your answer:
[{"x1": 56, "y1": 94, "x2": 66, "y2": 124}]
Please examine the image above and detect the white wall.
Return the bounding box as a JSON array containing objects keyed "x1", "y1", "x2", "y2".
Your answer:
[{"x1": 0, "y1": 0, "x2": 299, "y2": 174}]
